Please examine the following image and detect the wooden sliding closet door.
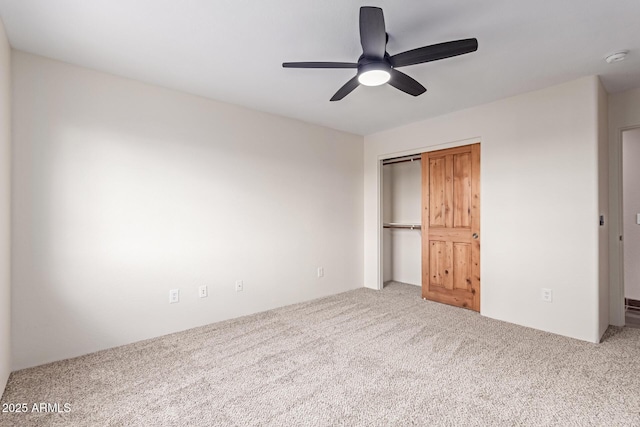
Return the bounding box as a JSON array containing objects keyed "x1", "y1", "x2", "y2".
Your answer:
[{"x1": 421, "y1": 143, "x2": 480, "y2": 311}]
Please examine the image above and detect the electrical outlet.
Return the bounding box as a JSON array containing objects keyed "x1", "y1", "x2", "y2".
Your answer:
[
  {"x1": 169, "y1": 289, "x2": 180, "y2": 304},
  {"x1": 317, "y1": 267, "x2": 324, "y2": 278},
  {"x1": 235, "y1": 280, "x2": 244, "y2": 292},
  {"x1": 541, "y1": 288, "x2": 553, "y2": 303},
  {"x1": 198, "y1": 285, "x2": 208, "y2": 298}
]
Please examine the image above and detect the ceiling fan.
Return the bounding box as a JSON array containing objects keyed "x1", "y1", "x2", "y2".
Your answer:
[{"x1": 283, "y1": 6, "x2": 478, "y2": 101}]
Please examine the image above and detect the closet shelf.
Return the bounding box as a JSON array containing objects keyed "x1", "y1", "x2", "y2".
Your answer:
[{"x1": 383, "y1": 223, "x2": 421, "y2": 230}]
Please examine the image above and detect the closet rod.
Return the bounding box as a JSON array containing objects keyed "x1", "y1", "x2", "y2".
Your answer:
[
  {"x1": 383, "y1": 224, "x2": 422, "y2": 230},
  {"x1": 382, "y1": 154, "x2": 421, "y2": 166}
]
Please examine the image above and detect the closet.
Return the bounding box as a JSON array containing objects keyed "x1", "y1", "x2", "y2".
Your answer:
[
  {"x1": 382, "y1": 154, "x2": 422, "y2": 287},
  {"x1": 382, "y1": 143, "x2": 481, "y2": 312}
]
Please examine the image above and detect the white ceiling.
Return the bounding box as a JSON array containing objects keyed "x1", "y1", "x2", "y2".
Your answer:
[{"x1": 1, "y1": 0, "x2": 639, "y2": 135}]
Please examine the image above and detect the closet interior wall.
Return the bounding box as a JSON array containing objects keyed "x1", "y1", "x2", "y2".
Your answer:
[{"x1": 382, "y1": 158, "x2": 422, "y2": 286}]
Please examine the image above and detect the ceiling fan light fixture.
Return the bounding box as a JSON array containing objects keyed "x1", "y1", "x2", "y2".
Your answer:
[
  {"x1": 358, "y1": 69, "x2": 391, "y2": 86},
  {"x1": 357, "y1": 62, "x2": 391, "y2": 86}
]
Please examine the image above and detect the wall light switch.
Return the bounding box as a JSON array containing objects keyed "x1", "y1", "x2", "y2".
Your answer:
[
  {"x1": 637, "y1": 213, "x2": 640, "y2": 225},
  {"x1": 169, "y1": 289, "x2": 180, "y2": 304},
  {"x1": 198, "y1": 285, "x2": 208, "y2": 298},
  {"x1": 317, "y1": 267, "x2": 324, "y2": 278}
]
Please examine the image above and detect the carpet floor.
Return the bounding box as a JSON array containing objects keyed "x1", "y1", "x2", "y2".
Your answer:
[{"x1": 1, "y1": 282, "x2": 640, "y2": 426}]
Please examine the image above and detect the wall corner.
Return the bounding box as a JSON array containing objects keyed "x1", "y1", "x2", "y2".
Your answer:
[{"x1": 0, "y1": 17, "x2": 12, "y2": 397}]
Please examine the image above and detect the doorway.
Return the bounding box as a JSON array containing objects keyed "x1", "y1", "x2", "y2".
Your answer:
[{"x1": 622, "y1": 127, "x2": 640, "y2": 328}]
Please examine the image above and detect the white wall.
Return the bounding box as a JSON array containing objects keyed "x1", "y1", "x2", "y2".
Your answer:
[
  {"x1": 365, "y1": 76, "x2": 606, "y2": 343},
  {"x1": 608, "y1": 87, "x2": 640, "y2": 326},
  {"x1": 11, "y1": 51, "x2": 364, "y2": 370},
  {"x1": 597, "y1": 80, "x2": 609, "y2": 339},
  {"x1": 382, "y1": 161, "x2": 421, "y2": 285},
  {"x1": 622, "y1": 128, "x2": 640, "y2": 300},
  {"x1": 387, "y1": 161, "x2": 421, "y2": 224},
  {"x1": 0, "y1": 19, "x2": 11, "y2": 395}
]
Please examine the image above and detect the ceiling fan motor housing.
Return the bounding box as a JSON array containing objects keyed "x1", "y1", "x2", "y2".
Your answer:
[{"x1": 357, "y1": 55, "x2": 392, "y2": 71}]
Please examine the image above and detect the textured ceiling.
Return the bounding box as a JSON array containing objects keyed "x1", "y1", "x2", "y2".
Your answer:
[{"x1": 1, "y1": 0, "x2": 639, "y2": 135}]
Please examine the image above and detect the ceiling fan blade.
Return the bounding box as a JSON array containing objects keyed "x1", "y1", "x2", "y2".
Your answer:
[
  {"x1": 388, "y1": 69, "x2": 426, "y2": 96},
  {"x1": 330, "y1": 76, "x2": 360, "y2": 101},
  {"x1": 390, "y1": 38, "x2": 478, "y2": 68},
  {"x1": 282, "y1": 62, "x2": 358, "y2": 69},
  {"x1": 359, "y1": 7, "x2": 386, "y2": 59}
]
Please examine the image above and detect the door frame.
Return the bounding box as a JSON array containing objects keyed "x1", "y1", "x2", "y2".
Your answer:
[
  {"x1": 611, "y1": 125, "x2": 640, "y2": 326},
  {"x1": 376, "y1": 137, "x2": 481, "y2": 294}
]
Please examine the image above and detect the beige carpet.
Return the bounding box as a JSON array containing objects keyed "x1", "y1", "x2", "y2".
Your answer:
[{"x1": 1, "y1": 282, "x2": 640, "y2": 426}]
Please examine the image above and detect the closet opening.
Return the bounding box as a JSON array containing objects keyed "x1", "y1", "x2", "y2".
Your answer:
[
  {"x1": 380, "y1": 143, "x2": 481, "y2": 311},
  {"x1": 382, "y1": 154, "x2": 423, "y2": 289}
]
